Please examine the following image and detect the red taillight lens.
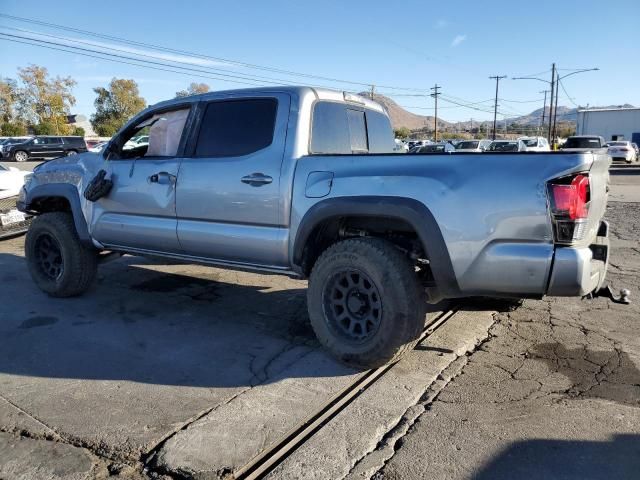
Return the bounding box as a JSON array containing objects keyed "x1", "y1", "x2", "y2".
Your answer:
[{"x1": 551, "y1": 174, "x2": 589, "y2": 220}]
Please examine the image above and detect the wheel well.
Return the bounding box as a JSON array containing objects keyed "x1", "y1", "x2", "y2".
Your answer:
[
  {"x1": 29, "y1": 196, "x2": 72, "y2": 214},
  {"x1": 299, "y1": 215, "x2": 425, "y2": 277}
]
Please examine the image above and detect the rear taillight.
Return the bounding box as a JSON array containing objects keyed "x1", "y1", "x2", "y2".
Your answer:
[{"x1": 548, "y1": 174, "x2": 590, "y2": 244}]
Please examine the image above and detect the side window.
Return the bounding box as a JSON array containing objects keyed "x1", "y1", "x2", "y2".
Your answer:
[
  {"x1": 346, "y1": 109, "x2": 368, "y2": 152},
  {"x1": 195, "y1": 98, "x2": 277, "y2": 157},
  {"x1": 310, "y1": 102, "x2": 350, "y2": 154},
  {"x1": 117, "y1": 108, "x2": 189, "y2": 159},
  {"x1": 310, "y1": 102, "x2": 375, "y2": 154},
  {"x1": 365, "y1": 110, "x2": 395, "y2": 153}
]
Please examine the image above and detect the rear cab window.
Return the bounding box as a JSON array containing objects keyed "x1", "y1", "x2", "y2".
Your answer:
[{"x1": 310, "y1": 101, "x2": 394, "y2": 154}]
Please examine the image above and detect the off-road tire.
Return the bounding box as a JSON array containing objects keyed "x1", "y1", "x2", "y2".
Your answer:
[
  {"x1": 307, "y1": 237, "x2": 427, "y2": 369},
  {"x1": 26, "y1": 212, "x2": 98, "y2": 297}
]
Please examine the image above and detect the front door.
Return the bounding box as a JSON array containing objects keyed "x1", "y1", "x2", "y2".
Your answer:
[
  {"x1": 176, "y1": 94, "x2": 290, "y2": 267},
  {"x1": 90, "y1": 107, "x2": 192, "y2": 253}
]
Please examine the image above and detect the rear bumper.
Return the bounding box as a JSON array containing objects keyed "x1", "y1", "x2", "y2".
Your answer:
[{"x1": 546, "y1": 221, "x2": 609, "y2": 296}]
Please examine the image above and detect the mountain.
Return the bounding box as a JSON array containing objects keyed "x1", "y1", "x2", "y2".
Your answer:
[
  {"x1": 363, "y1": 92, "x2": 634, "y2": 131},
  {"x1": 360, "y1": 92, "x2": 452, "y2": 131}
]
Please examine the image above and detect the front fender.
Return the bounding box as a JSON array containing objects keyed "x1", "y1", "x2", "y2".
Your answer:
[{"x1": 20, "y1": 183, "x2": 93, "y2": 247}]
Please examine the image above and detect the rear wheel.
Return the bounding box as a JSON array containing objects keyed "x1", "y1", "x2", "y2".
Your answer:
[
  {"x1": 66, "y1": 150, "x2": 78, "y2": 156},
  {"x1": 14, "y1": 150, "x2": 28, "y2": 162},
  {"x1": 25, "y1": 212, "x2": 98, "y2": 297},
  {"x1": 307, "y1": 238, "x2": 426, "y2": 369}
]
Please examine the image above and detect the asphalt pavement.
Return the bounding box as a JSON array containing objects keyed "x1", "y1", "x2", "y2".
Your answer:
[{"x1": 0, "y1": 161, "x2": 638, "y2": 480}]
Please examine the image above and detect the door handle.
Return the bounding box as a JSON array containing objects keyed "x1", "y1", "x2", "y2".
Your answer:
[
  {"x1": 149, "y1": 172, "x2": 176, "y2": 185},
  {"x1": 241, "y1": 173, "x2": 273, "y2": 187}
]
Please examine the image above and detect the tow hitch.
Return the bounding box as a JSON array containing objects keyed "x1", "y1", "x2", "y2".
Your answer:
[{"x1": 585, "y1": 285, "x2": 631, "y2": 305}]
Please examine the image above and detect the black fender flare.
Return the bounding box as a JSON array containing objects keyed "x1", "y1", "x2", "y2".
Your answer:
[
  {"x1": 21, "y1": 183, "x2": 93, "y2": 246},
  {"x1": 293, "y1": 196, "x2": 460, "y2": 297}
]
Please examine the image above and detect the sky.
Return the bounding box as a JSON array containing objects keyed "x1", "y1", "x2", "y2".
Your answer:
[{"x1": 1, "y1": 0, "x2": 639, "y2": 122}]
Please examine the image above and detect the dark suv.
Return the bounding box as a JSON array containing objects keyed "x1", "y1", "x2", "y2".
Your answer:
[{"x1": 1, "y1": 136, "x2": 88, "y2": 162}]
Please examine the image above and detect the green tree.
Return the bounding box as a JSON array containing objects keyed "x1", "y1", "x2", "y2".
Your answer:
[
  {"x1": 0, "y1": 77, "x2": 19, "y2": 123},
  {"x1": 175, "y1": 82, "x2": 210, "y2": 98},
  {"x1": 393, "y1": 127, "x2": 411, "y2": 139},
  {"x1": 16, "y1": 65, "x2": 76, "y2": 134},
  {"x1": 72, "y1": 126, "x2": 85, "y2": 136},
  {"x1": 90, "y1": 78, "x2": 146, "y2": 137},
  {"x1": 0, "y1": 122, "x2": 27, "y2": 136},
  {"x1": 33, "y1": 122, "x2": 57, "y2": 135}
]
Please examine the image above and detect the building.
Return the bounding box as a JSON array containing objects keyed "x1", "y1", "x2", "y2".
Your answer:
[
  {"x1": 576, "y1": 107, "x2": 640, "y2": 144},
  {"x1": 66, "y1": 114, "x2": 97, "y2": 138}
]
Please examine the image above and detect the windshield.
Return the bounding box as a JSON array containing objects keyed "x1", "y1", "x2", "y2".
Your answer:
[
  {"x1": 608, "y1": 142, "x2": 626, "y2": 146},
  {"x1": 563, "y1": 137, "x2": 601, "y2": 148},
  {"x1": 521, "y1": 138, "x2": 538, "y2": 147},
  {"x1": 456, "y1": 141, "x2": 479, "y2": 149}
]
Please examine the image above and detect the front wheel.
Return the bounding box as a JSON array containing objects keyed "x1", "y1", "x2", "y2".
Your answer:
[
  {"x1": 25, "y1": 212, "x2": 98, "y2": 297},
  {"x1": 307, "y1": 238, "x2": 426, "y2": 369},
  {"x1": 14, "y1": 150, "x2": 28, "y2": 162},
  {"x1": 66, "y1": 150, "x2": 77, "y2": 156}
]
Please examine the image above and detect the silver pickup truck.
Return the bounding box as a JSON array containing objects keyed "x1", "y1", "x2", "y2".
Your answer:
[{"x1": 18, "y1": 86, "x2": 611, "y2": 368}]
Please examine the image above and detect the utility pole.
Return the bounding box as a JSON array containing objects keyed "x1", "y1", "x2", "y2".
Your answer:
[
  {"x1": 547, "y1": 63, "x2": 556, "y2": 144},
  {"x1": 370, "y1": 84, "x2": 375, "y2": 100},
  {"x1": 470, "y1": 118, "x2": 473, "y2": 133},
  {"x1": 539, "y1": 90, "x2": 549, "y2": 134},
  {"x1": 552, "y1": 69, "x2": 560, "y2": 148},
  {"x1": 430, "y1": 84, "x2": 441, "y2": 142},
  {"x1": 489, "y1": 75, "x2": 506, "y2": 140}
]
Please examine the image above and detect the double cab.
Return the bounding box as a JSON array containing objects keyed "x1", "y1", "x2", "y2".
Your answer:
[{"x1": 18, "y1": 87, "x2": 612, "y2": 368}]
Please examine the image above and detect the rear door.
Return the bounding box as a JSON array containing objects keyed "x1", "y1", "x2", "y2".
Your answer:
[
  {"x1": 47, "y1": 137, "x2": 65, "y2": 158},
  {"x1": 176, "y1": 93, "x2": 290, "y2": 267}
]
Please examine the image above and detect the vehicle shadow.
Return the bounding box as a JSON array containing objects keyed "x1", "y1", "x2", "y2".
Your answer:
[
  {"x1": 473, "y1": 434, "x2": 640, "y2": 480},
  {"x1": 0, "y1": 252, "x2": 360, "y2": 388}
]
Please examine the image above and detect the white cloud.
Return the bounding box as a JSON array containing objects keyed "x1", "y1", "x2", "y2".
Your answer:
[
  {"x1": 435, "y1": 19, "x2": 448, "y2": 29},
  {"x1": 451, "y1": 34, "x2": 467, "y2": 47}
]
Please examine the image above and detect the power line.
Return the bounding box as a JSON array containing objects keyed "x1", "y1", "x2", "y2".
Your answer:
[
  {"x1": 0, "y1": 13, "x2": 431, "y2": 93},
  {"x1": 558, "y1": 78, "x2": 579, "y2": 107},
  {"x1": 0, "y1": 36, "x2": 266, "y2": 87},
  {"x1": 0, "y1": 25, "x2": 350, "y2": 89}
]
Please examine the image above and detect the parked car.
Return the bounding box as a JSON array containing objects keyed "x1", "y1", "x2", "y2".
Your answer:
[
  {"x1": 560, "y1": 135, "x2": 607, "y2": 152},
  {"x1": 486, "y1": 140, "x2": 526, "y2": 152},
  {"x1": 0, "y1": 163, "x2": 32, "y2": 238},
  {"x1": 393, "y1": 139, "x2": 408, "y2": 153},
  {"x1": 19, "y1": 86, "x2": 612, "y2": 369},
  {"x1": 455, "y1": 139, "x2": 492, "y2": 152},
  {"x1": 1, "y1": 136, "x2": 88, "y2": 162},
  {"x1": 417, "y1": 144, "x2": 448, "y2": 153},
  {"x1": 606, "y1": 141, "x2": 636, "y2": 163},
  {"x1": 89, "y1": 141, "x2": 109, "y2": 153},
  {"x1": 124, "y1": 135, "x2": 149, "y2": 150},
  {"x1": 518, "y1": 136, "x2": 551, "y2": 152}
]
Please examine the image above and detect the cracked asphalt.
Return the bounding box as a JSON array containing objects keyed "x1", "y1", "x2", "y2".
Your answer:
[
  {"x1": 0, "y1": 166, "x2": 638, "y2": 479},
  {"x1": 374, "y1": 201, "x2": 640, "y2": 480}
]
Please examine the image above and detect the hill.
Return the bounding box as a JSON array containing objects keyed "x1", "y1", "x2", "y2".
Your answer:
[
  {"x1": 364, "y1": 92, "x2": 634, "y2": 131},
  {"x1": 360, "y1": 92, "x2": 452, "y2": 131}
]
